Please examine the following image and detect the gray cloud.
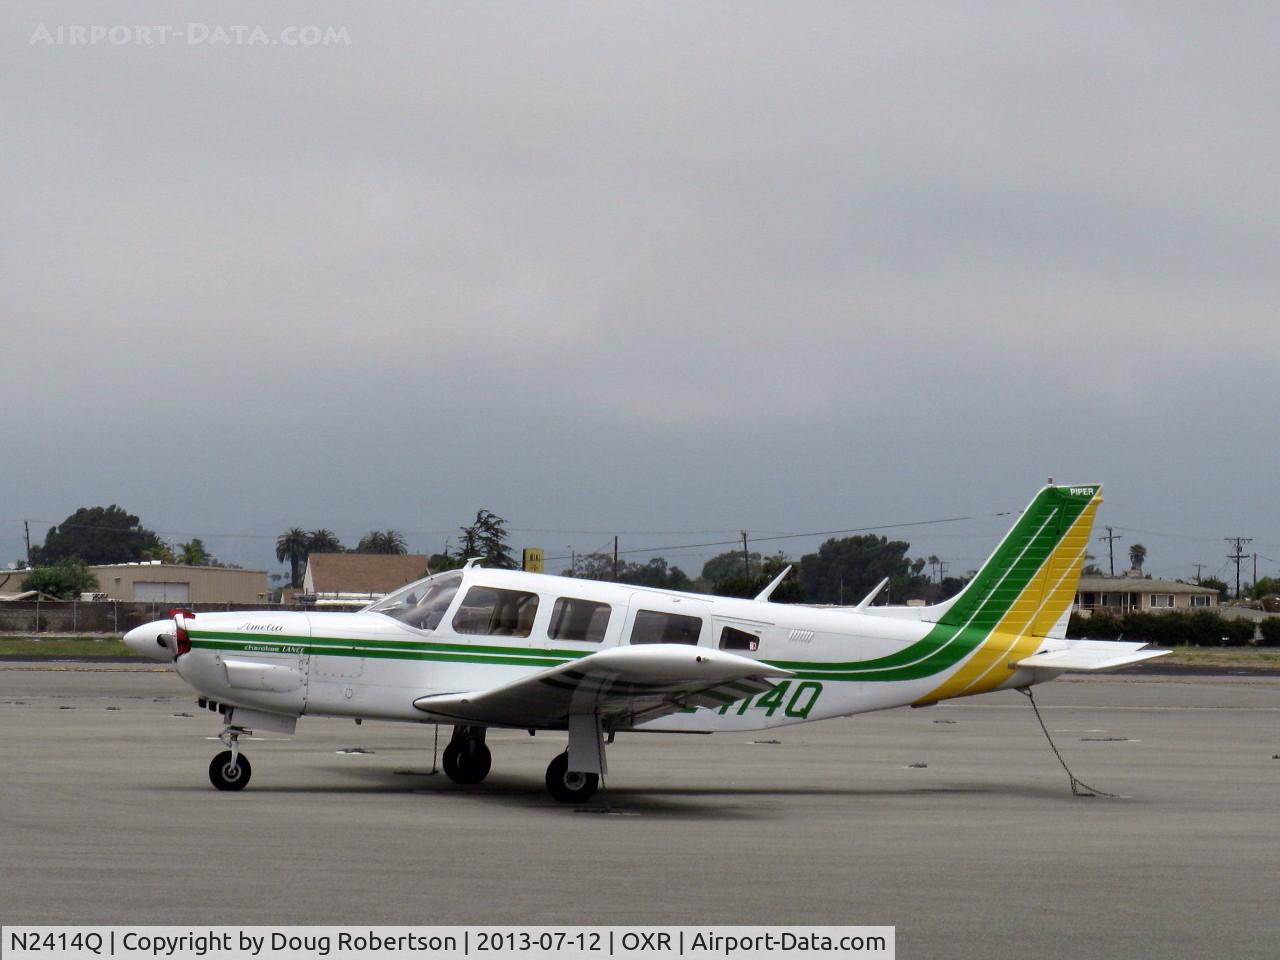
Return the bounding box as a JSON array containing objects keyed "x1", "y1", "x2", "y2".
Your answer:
[{"x1": 3, "y1": 2, "x2": 1278, "y2": 580}]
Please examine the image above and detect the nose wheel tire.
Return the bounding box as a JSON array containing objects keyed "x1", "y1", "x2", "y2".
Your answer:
[
  {"x1": 442, "y1": 739, "x2": 492, "y2": 785},
  {"x1": 545, "y1": 751, "x2": 599, "y2": 803},
  {"x1": 209, "y1": 750, "x2": 251, "y2": 791}
]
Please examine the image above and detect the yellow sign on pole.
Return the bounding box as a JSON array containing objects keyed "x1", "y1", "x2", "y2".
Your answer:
[{"x1": 522, "y1": 547, "x2": 544, "y2": 573}]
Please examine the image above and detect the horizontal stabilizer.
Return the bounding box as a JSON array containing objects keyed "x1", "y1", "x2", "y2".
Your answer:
[
  {"x1": 413, "y1": 644, "x2": 792, "y2": 729},
  {"x1": 1013, "y1": 640, "x2": 1169, "y2": 672}
]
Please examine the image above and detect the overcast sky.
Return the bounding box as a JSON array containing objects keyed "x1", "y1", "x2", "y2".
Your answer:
[{"x1": 3, "y1": 2, "x2": 1278, "y2": 585}]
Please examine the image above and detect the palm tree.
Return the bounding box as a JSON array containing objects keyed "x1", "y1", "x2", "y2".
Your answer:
[
  {"x1": 275, "y1": 528, "x2": 309, "y2": 588},
  {"x1": 306, "y1": 529, "x2": 344, "y2": 554},
  {"x1": 356, "y1": 529, "x2": 407, "y2": 554},
  {"x1": 1129, "y1": 543, "x2": 1147, "y2": 574},
  {"x1": 178, "y1": 538, "x2": 211, "y2": 566}
]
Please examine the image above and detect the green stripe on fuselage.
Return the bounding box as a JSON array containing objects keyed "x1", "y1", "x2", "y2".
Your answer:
[{"x1": 187, "y1": 631, "x2": 594, "y2": 668}]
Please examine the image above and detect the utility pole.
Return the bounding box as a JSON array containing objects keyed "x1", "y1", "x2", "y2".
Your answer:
[
  {"x1": 1253, "y1": 553, "x2": 1258, "y2": 591},
  {"x1": 1193, "y1": 562, "x2": 1203, "y2": 582},
  {"x1": 613, "y1": 536, "x2": 619, "y2": 581},
  {"x1": 741, "y1": 531, "x2": 750, "y2": 582},
  {"x1": 1098, "y1": 527, "x2": 1122, "y2": 577},
  {"x1": 24, "y1": 520, "x2": 31, "y2": 565},
  {"x1": 1225, "y1": 537, "x2": 1252, "y2": 598}
]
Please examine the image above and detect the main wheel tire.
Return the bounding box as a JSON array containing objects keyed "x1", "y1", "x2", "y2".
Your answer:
[
  {"x1": 209, "y1": 750, "x2": 251, "y2": 791},
  {"x1": 442, "y1": 739, "x2": 492, "y2": 785},
  {"x1": 545, "y1": 751, "x2": 599, "y2": 803}
]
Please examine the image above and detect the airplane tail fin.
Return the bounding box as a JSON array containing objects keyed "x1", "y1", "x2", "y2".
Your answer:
[
  {"x1": 906, "y1": 484, "x2": 1103, "y2": 703},
  {"x1": 929, "y1": 484, "x2": 1102, "y2": 641}
]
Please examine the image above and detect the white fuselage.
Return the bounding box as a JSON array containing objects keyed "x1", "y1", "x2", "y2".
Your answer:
[{"x1": 159, "y1": 567, "x2": 1061, "y2": 734}]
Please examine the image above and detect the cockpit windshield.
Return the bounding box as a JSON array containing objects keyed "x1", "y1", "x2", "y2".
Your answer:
[{"x1": 366, "y1": 570, "x2": 464, "y2": 631}]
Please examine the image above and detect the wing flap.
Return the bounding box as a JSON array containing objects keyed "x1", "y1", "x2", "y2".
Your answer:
[
  {"x1": 1014, "y1": 640, "x2": 1169, "y2": 672},
  {"x1": 413, "y1": 644, "x2": 791, "y2": 728}
]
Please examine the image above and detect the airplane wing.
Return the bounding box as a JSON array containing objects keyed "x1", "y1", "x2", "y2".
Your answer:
[
  {"x1": 1013, "y1": 639, "x2": 1170, "y2": 672},
  {"x1": 413, "y1": 644, "x2": 792, "y2": 729}
]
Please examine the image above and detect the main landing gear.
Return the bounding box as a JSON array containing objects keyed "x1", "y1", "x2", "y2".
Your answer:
[
  {"x1": 441, "y1": 725, "x2": 492, "y2": 785},
  {"x1": 439, "y1": 718, "x2": 607, "y2": 803},
  {"x1": 209, "y1": 727, "x2": 251, "y2": 791},
  {"x1": 545, "y1": 751, "x2": 599, "y2": 803}
]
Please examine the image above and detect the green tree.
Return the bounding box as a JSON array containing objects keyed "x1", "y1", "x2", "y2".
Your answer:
[
  {"x1": 1197, "y1": 576, "x2": 1229, "y2": 601},
  {"x1": 275, "y1": 528, "x2": 309, "y2": 588},
  {"x1": 701, "y1": 550, "x2": 762, "y2": 591},
  {"x1": 427, "y1": 551, "x2": 467, "y2": 573},
  {"x1": 798, "y1": 534, "x2": 913, "y2": 605},
  {"x1": 21, "y1": 559, "x2": 99, "y2": 600},
  {"x1": 562, "y1": 552, "x2": 692, "y2": 590},
  {"x1": 617, "y1": 557, "x2": 692, "y2": 590},
  {"x1": 1071, "y1": 610, "x2": 1242, "y2": 644},
  {"x1": 31, "y1": 506, "x2": 164, "y2": 565},
  {"x1": 758, "y1": 553, "x2": 806, "y2": 603},
  {"x1": 459, "y1": 510, "x2": 514, "y2": 569},
  {"x1": 1249, "y1": 576, "x2": 1280, "y2": 600},
  {"x1": 1067, "y1": 612, "x2": 1124, "y2": 639},
  {"x1": 703, "y1": 551, "x2": 806, "y2": 601},
  {"x1": 1259, "y1": 617, "x2": 1280, "y2": 647},
  {"x1": 565, "y1": 551, "x2": 617, "y2": 580},
  {"x1": 356, "y1": 530, "x2": 408, "y2": 554}
]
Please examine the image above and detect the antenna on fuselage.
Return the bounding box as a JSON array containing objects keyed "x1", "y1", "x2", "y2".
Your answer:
[
  {"x1": 753, "y1": 565, "x2": 792, "y2": 602},
  {"x1": 853, "y1": 577, "x2": 890, "y2": 611}
]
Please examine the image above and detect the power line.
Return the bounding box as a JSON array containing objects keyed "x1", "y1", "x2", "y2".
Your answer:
[{"x1": 541, "y1": 511, "x2": 985, "y2": 564}]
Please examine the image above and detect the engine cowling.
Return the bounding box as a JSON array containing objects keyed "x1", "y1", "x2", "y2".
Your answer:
[{"x1": 122, "y1": 611, "x2": 192, "y2": 661}]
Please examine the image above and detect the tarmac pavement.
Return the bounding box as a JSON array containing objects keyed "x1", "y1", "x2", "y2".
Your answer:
[{"x1": 1, "y1": 664, "x2": 1276, "y2": 958}]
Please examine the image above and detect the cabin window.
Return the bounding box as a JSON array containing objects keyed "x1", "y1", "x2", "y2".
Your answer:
[
  {"x1": 452, "y1": 586, "x2": 540, "y2": 637},
  {"x1": 548, "y1": 597, "x2": 611, "y2": 643},
  {"x1": 719, "y1": 626, "x2": 760, "y2": 652},
  {"x1": 629, "y1": 610, "x2": 702, "y2": 645}
]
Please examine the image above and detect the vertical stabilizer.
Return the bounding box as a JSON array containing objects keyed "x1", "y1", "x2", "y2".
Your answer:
[
  {"x1": 915, "y1": 484, "x2": 1102, "y2": 701},
  {"x1": 933, "y1": 485, "x2": 1101, "y2": 635}
]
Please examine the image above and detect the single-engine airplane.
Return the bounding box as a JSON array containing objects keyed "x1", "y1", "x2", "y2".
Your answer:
[{"x1": 125, "y1": 484, "x2": 1166, "y2": 802}]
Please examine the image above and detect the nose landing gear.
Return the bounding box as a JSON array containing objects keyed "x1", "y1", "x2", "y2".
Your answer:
[{"x1": 209, "y1": 727, "x2": 252, "y2": 791}]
